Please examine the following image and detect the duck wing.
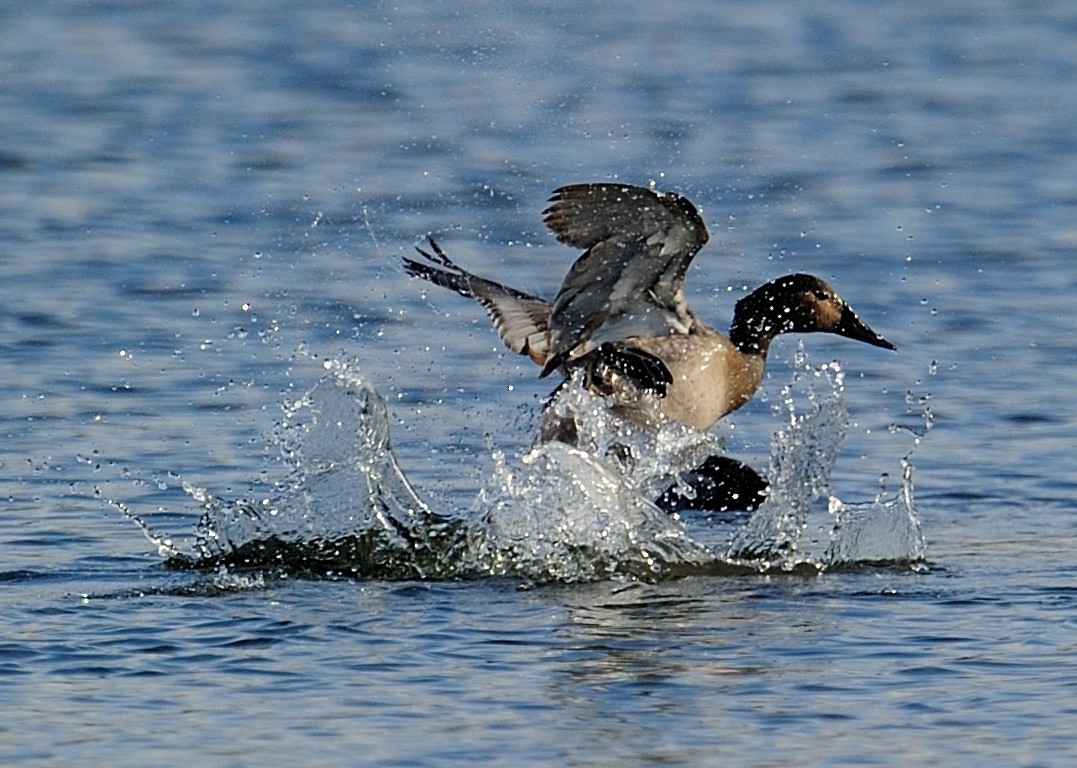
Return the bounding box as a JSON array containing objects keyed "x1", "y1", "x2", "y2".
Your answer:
[
  {"x1": 539, "y1": 183, "x2": 710, "y2": 377},
  {"x1": 404, "y1": 238, "x2": 552, "y2": 365}
]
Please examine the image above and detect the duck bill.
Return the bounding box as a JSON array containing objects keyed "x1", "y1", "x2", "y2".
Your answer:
[{"x1": 836, "y1": 306, "x2": 896, "y2": 350}]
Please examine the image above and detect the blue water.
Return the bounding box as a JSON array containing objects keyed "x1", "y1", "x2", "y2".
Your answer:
[{"x1": 3, "y1": 0, "x2": 1077, "y2": 765}]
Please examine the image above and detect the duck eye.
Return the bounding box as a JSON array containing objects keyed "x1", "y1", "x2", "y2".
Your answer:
[{"x1": 812, "y1": 289, "x2": 829, "y2": 302}]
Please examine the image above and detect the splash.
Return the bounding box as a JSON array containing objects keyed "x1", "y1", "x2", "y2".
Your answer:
[
  {"x1": 825, "y1": 382, "x2": 932, "y2": 567},
  {"x1": 134, "y1": 352, "x2": 925, "y2": 583},
  {"x1": 725, "y1": 351, "x2": 925, "y2": 570},
  {"x1": 161, "y1": 358, "x2": 461, "y2": 579},
  {"x1": 825, "y1": 457, "x2": 925, "y2": 566},
  {"x1": 458, "y1": 438, "x2": 717, "y2": 582}
]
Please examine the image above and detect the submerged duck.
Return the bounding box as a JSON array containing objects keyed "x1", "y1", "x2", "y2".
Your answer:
[{"x1": 404, "y1": 183, "x2": 894, "y2": 437}]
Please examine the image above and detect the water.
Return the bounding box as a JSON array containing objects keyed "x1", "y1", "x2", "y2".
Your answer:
[{"x1": 3, "y1": 0, "x2": 1076, "y2": 765}]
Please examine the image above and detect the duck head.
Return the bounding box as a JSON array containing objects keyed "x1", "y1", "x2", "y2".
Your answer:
[{"x1": 730, "y1": 273, "x2": 896, "y2": 355}]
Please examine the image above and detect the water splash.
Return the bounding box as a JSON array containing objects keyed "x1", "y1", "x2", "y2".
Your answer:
[
  {"x1": 727, "y1": 351, "x2": 926, "y2": 571},
  {"x1": 826, "y1": 457, "x2": 925, "y2": 566},
  {"x1": 131, "y1": 352, "x2": 926, "y2": 583},
  {"x1": 822, "y1": 366, "x2": 935, "y2": 567},
  {"x1": 164, "y1": 358, "x2": 460, "y2": 579},
  {"x1": 726, "y1": 357, "x2": 851, "y2": 568},
  {"x1": 450, "y1": 373, "x2": 757, "y2": 581},
  {"x1": 458, "y1": 439, "x2": 717, "y2": 582},
  {"x1": 821, "y1": 372, "x2": 933, "y2": 567}
]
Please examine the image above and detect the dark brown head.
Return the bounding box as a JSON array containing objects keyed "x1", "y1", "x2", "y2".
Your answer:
[{"x1": 730, "y1": 273, "x2": 895, "y2": 355}]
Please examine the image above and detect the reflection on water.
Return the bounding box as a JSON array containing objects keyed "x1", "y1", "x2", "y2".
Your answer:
[{"x1": 553, "y1": 581, "x2": 768, "y2": 690}]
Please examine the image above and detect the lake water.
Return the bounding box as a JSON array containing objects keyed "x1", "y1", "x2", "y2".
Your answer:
[{"x1": 3, "y1": 0, "x2": 1076, "y2": 765}]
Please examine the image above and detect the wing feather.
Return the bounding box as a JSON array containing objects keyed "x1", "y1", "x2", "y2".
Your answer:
[
  {"x1": 404, "y1": 239, "x2": 552, "y2": 365},
  {"x1": 539, "y1": 183, "x2": 710, "y2": 376}
]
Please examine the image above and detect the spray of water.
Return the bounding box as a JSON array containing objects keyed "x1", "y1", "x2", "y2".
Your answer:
[{"x1": 126, "y1": 351, "x2": 926, "y2": 583}]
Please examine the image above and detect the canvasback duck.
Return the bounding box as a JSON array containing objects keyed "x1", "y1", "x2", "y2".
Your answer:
[{"x1": 404, "y1": 182, "x2": 894, "y2": 435}]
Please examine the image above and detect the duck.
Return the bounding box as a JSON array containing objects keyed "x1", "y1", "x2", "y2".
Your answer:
[
  {"x1": 404, "y1": 182, "x2": 894, "y2": 434},
  {"x1": 404, "y1": 183, "x2": 894, "y2": 512}
]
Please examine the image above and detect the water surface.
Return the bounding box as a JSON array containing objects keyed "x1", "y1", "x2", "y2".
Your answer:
[{"x1": 2, "y1": 1, "x2": 1076, "y2": 765}]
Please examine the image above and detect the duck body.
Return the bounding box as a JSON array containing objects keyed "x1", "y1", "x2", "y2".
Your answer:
[
  {"x1": 403, "y1": 183, "x2": 895, "y2": 512},
  {"x1": 404, "y1": 182, "x2": 893, "y2": 434},
  {"x1": 404, "y1": 235, "x2": 761, "y2": 432},
  {"x1": 616, "y1": 325, "x2": 766, "y2": 430}
]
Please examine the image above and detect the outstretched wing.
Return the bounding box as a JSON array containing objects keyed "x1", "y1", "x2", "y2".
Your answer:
[
  {"x1": 539, "y1": 183, "x2": 710, "y2": 376},
  {"x1": 403, "y1": 238, "x2": 552, "y2": 365}
]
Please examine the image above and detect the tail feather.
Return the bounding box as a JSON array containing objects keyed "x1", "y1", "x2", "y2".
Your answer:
[{"x1": 403, "y1": 238, "x2": 553, "y2": 365}]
